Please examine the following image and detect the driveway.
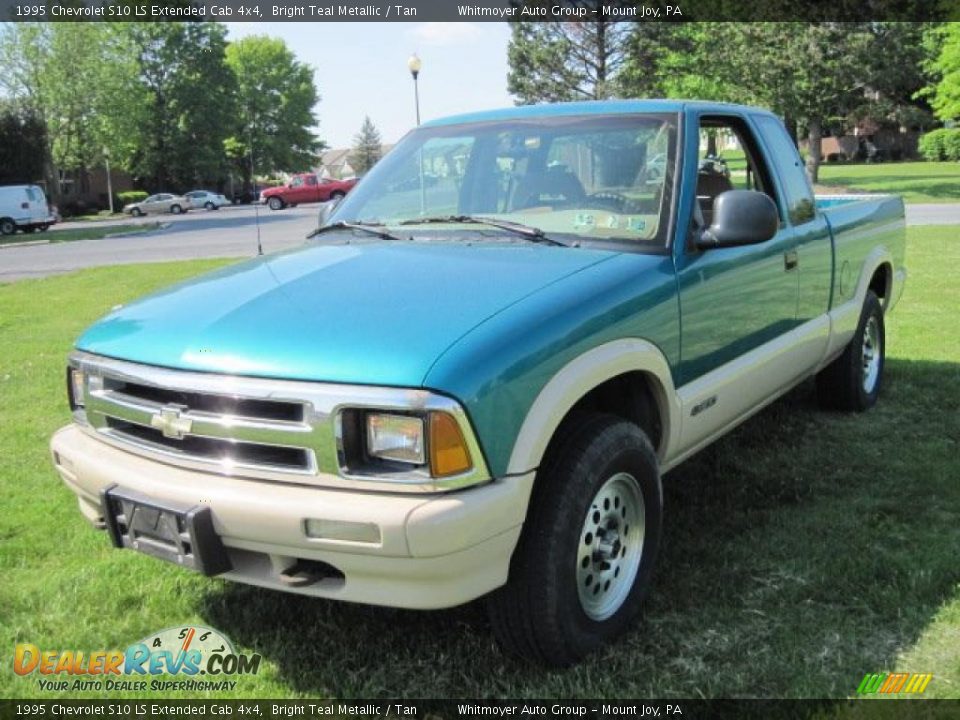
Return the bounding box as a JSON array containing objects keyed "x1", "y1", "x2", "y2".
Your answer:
[{"x1": 1, "y1": 204, "x2": 319, "y2": 283}]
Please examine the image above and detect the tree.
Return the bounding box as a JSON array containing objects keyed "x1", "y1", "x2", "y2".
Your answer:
[
  {"x1": 507, "y1": 12, "x2": 630, "y2": 103},
  {"x1": 0, "y1": 101, "x2": 47, "y2": 185},
  {"x1": 104, "y1": 22, "x2": 237, "y2": 190},
  {"x1": 351, "y1": 116, "x2": 382, "y2": 175},
  {"x1": 224, "y1": 35, "x2": 322, "y2": 194},
  {"x1": 926, "y1": 23, "x2": 960, "y2": 121},
  {"x1": 633, "y1": 23, "x2": 871, "y2": 182},
  {"x1": 0, "y1": 23, "x2": 112, "y2": 201}
]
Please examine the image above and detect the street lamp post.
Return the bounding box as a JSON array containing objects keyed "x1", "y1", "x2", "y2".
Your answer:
[
  {"x1": 407, "y1": 53, "x2": 422, "y2": 126},
  {"x1": 103, "y1": 147, "x2": 114, "y2": 214},
  {"x1": 407, "y1": 53, "x2": 426, "y2": 215}
]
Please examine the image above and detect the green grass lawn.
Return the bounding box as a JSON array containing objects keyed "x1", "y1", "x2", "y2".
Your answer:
[
  {"x1": 1, "y1": 229, "x2": 958, "y2": 702},
  {"x1": 0, "y1": 222, "x2": 161, "y2": 246},
  {"x1": 817, "y1": 162, "x2": 960, "y2": 204}
]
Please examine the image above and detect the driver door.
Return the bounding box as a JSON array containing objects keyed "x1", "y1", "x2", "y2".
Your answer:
[{"x1": 674, "y1": 112, "x2": 800, "y2": 450}]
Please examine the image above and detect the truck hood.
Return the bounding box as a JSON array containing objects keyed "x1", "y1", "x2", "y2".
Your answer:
[{"x1": 76, "y1": 241, "x2": 616, "y2": 386}]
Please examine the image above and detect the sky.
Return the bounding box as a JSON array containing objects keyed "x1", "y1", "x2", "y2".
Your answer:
[{"x1": 224, "y1": 22, "x2": 514, "y2": 151}]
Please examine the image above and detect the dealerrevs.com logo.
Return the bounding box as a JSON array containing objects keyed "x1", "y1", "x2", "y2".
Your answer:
[{"x1": 14, "y1": 625, "x2": 261, "y2": 692}]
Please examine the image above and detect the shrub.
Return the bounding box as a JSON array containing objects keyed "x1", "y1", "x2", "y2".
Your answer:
[
  {"x1": 117, "y1": 190, "x2": 148, "y2": 206},
  {"x1": 918, "y1": 129, "x2": 960, "y2": 161}
]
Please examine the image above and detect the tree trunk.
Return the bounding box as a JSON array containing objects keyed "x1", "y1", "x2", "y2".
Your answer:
[
  {"x1": 806, "y1": 118, "x2": 822, "y2": 184},
  {"x1": 595, "y1": 22, "x2": 607, "y2": 99},
  {"x1": 706, "y1": 129, "x2": 718, "y2": 157},
  {"x1": 784, "y1": 115, "x2": 798, "y2": 147}
]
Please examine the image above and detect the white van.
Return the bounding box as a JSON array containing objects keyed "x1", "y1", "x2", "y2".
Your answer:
[{"x1": 0, "y1": 184, "x2": 56, "y2": 236}]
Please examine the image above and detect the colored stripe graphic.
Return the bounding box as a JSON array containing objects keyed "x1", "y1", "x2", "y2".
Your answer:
[{"x1": 857, "y1": 672, "x2": 932, "y2": 694}]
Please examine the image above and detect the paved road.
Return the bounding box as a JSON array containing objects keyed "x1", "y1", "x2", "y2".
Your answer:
[
  {"x1": 904, "y1": 204, "x2": 960, "y2": 225},
  {"x1": 2, "y1": 202, "x2": 957, "y2": 283},
  {"x1": 1, "y1": 205, "x2": 320, "y2": 282}
]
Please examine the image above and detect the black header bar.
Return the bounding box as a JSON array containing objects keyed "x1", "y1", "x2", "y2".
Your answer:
[{"x1": 1, "y1": 0, "x2": 957, "y2": 23}]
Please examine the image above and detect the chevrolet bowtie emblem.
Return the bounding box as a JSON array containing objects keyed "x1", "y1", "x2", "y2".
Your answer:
[{"x1": 150, "y1": 404, "x2": 192, "y2": 439}]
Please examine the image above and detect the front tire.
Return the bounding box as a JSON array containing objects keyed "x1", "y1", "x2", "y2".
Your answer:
[
  {"x1": 204, "y1": 201, "x2": 215, "y2": 210},
  {"x1": 816, "y1": 290, "x2": 885, "y2": 411},
  {"x1": 487, "y1": 414, "x2": 663, "y2": 667},
  {"x1": 170, "y1": 204, "x2": 183, "y2": 214},
  {"x1": 268, "y1": 197, "x2": 284, "y2": 211}
]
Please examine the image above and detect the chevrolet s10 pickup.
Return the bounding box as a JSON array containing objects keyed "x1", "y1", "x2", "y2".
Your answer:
[{"x1": 52, "y1": 100, "x2": 906, "y2": 666}]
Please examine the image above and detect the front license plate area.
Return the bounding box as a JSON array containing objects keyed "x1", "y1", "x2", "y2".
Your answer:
[{"x1": 101, "y1": 485, "x2": 231, "y2": 576}]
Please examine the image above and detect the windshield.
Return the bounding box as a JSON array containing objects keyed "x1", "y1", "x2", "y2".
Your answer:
[{"x1": 332, "y1": 113, "x2": 678, "y2": 249}]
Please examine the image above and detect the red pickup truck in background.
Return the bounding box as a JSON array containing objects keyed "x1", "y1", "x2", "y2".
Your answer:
[{"x1": 261, "y1": 174, "x2": 358, "y2": 210}]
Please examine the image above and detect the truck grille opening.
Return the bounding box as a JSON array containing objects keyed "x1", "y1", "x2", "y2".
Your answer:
[
  {"x1": 79, "y1": 360, "x2": 321, "y2": 481},
  {"x1": 108, "y1": 380, "x2": 304, "y2": 422},
  {"x1": 105, "y1": 419, "x2": 312, "y2": 472}
]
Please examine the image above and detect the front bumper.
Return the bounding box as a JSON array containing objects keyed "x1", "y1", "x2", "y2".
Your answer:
[{"x1": 51, "y1": 424, "x2": 532, "y2": 609}]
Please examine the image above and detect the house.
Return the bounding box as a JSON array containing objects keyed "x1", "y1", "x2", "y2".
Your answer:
[{"x1": 318, "y1": 144, "x2": 395, "y2": 179}]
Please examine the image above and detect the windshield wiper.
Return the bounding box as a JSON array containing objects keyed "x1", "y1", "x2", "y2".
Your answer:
[
  {"x1": 398, "y1": 215, "x2": 569, "y2": 247},
  {"x1": 306, "y1": 221, "x2": 405, "y2": 242}
]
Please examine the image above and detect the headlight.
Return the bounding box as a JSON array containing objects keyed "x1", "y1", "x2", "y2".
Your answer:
[
  {"x1": 67, "y1": 367, "x2": 85, "y2": 410},
  {"x1": 355, "y1": 410, "x2": 474, "y2": 479},
  {"x1": 366, "y1": 413, "x2": 424, "y2": 465}
]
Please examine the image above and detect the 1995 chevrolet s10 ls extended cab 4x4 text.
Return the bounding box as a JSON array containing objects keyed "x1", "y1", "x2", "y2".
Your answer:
[{"x1": 51, "y1": 101, "x2": 906, "y2": 665}]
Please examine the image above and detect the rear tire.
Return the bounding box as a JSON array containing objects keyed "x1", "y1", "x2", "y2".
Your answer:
[
  {"x1": 816, "y1": 290, "x2": 885, "y2": 411},
  {"x1": 0, "y1": 218, "x2": 16, "y2": 235},
  {"x1": 170, "y1": 204, "x2": 183, "y2": 214},
  {"x1": 204, "y1": 201, "x2": 215, "y2": 210},
  {"x1": 487, "y1": 414, "x2": 662, "y2": 667},
  {"x1": 330, "y1": 191, "x2": 345, "y2": 202}
]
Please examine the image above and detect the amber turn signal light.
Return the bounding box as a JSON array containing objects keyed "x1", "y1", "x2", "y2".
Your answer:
[{"x1": 429, "y1": 412, "x2": 472, "y2": 478}]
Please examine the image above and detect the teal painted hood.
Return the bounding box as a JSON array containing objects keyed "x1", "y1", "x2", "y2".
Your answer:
[{"x1": 76, "y1": 242, "x2": 615, "y2": 386}]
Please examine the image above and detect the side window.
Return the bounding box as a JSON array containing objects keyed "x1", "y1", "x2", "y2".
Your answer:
[
  {"x1": 754, "y1": 115, "x2": 816, "y2": 225},
  {"x1": 290, "y1": 177, "x2": 304, "y2": 187},
  {"x1": 26, "y1": 187, "x2": 37, "y2": 202},
  {"x1": 696, "y1": 116, "x2": 780, "y2": 227},
  {"x1": 306, "y1": 176, "x2": 318, "y2": 186}
]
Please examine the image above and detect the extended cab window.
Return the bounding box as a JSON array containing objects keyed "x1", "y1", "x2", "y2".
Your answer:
[
  {"x1": 334, "y1": 114, "x2": 678, "y2": 249},
  {"x1": 753, "y1": 115, "x2": 816, "y2": 225}
]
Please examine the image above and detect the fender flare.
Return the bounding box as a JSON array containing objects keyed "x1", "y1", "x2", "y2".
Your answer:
[{"x1": 505, "y1": 338, "x2": 681, "y2": 476}]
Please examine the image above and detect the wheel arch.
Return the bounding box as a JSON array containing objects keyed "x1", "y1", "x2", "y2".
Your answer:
[{"x1": 506, "y1": 339, "x2": 680, "y2": 477}]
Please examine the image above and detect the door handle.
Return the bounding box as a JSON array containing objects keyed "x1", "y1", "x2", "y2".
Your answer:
[{"x1": 784, "y1": 249, "x2": 799, "y2": 271}]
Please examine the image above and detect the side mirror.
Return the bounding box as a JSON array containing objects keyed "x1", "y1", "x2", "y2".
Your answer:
[
  {"x1": 317, "y1": 195, "x2": 342, "y2": 228},
  {"x1": 697, "y1": 190, "x2": 779, "y2": 250}
]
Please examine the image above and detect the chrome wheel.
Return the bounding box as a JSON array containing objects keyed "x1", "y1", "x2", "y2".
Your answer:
[
  {"x1": 862, "y1": 315, "x2": 881, "y2": 393},
  {"x1": 576, "y1": 472, "x2": 645, "y2": 621}
]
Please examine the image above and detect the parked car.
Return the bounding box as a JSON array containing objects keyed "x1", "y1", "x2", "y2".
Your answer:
[
  {"x1": 261, "y1": 174, "x2": 358, "y2": 210},
  {"x1": 184, "y1": 190, "x2": 229, "y2": 210},
  {"x1": 52, "y1": 100, "x2": 906, "y2": 666},
  {"x1": 0, "y1": 184, "x2": 56, "y2": 235},
  {"x1": 123, "y1": 193, "x2": 191, "y2": 216}
]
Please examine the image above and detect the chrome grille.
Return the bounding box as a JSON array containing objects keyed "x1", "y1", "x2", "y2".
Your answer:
[
  {"x1": 84, "y1": 371, "x2": 317, "y2": 475},
  {"x1": 68, "y1": 351, "x2": 493, "y2": 493}
]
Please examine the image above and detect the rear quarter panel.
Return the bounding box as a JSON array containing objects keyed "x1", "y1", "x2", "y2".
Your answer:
[{"x1": 819, "y1": 195, "x2": 906, "y2": 310}]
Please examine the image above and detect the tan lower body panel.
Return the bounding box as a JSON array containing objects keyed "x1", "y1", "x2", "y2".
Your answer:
[{"x1": 51, "y1": 424, "x2": 531, "y2": 609}]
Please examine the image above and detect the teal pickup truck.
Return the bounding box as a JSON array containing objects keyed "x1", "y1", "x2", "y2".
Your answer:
[{"x1": 52, "y1": 100, "x2": 906, "y2": 666}]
